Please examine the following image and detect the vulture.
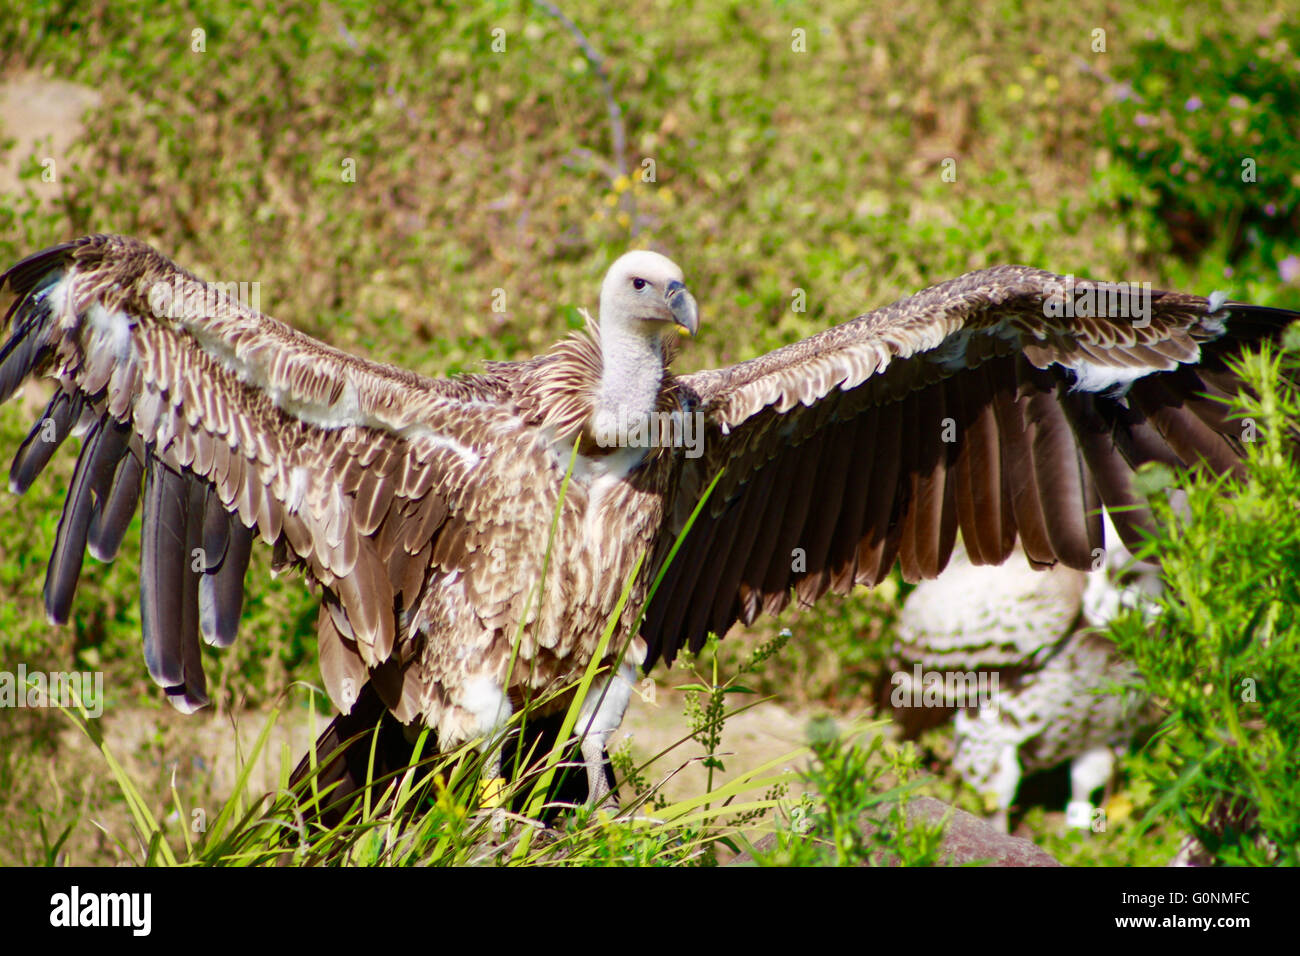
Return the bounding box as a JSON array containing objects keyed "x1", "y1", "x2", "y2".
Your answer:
[
  {"x1": 892, "y1": 518, "x2": 1160, "y2": 832},
  {"x1": 1, "y1": 233, "x2": 1296, "y2": 816}
]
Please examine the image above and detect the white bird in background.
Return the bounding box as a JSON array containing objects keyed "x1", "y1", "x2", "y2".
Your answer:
[{"x1": 893, "y1": 514, "x2": 1161, "y2": 832}]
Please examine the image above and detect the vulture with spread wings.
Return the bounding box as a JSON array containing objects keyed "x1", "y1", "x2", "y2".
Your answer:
[{"x1": 1, "y1": 234, "x2": 1294, "y2": 810}]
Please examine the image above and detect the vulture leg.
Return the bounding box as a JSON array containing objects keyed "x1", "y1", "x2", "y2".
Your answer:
[
  {"x1": 480, "y1": 745, "x2": 507, "y2": 810},
  {"x1": 575, "y1": 662, "x2": 634, "y2": 808},
  {"x1": 1066, "y1": 745, "x2": 1117, "y2": 828},
  {"x1": 471, "y1": 685, "x2": 514, "y2": 810},
  {"x1": 581, "y1": 736, "x2": 612, "y2": 807}
]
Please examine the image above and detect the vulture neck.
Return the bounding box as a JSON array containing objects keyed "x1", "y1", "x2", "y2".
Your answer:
[{"x1": 590, "y1": 322, "x2": 666, "y2": 451}]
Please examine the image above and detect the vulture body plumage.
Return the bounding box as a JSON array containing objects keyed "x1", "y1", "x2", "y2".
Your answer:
[{"x1": 1, "y1": 233, "x2": 1295, "y2": 814}]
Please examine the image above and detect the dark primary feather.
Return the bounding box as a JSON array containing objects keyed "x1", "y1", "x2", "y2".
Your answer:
[
  {"x1": 87, "y1": 447, "x2": 143, "y2": 562},
  {"x1": 43, "y1": 414, "x2": 133, "y2": 619},
  {"x1": 140, "y1": 460, "x2": 191, "y2": 692},
  {"x1": 174, "y1": 477, "x2": 208, "y2": 712},
  {"x1": 43, "y1": 417, "x2": 104, "y2": 625},
  {"x1": 10, "y1": 391, "x2": 78, "y2": 497},
  {"x1": 0, "y1": 303, "x2": 53, "y2": 406},
  {"x1": 199, "y1": 501, "x2": 254, "y2": 648}
]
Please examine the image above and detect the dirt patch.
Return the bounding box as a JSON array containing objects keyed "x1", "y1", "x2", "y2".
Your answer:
[
  {"x1": 619, "y1": 687, "x2": 823, "y2": 804},
  {"x1": 16, "y1": 686, "x2": 831, "y2": 865},
  {"x1": 0, "y1": 73, "x2": 100, "y2": 196}
]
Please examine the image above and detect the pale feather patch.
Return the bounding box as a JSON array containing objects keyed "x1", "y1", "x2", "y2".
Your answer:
[
  {"x1": 461, "y1": 676, "x2": 512, "y2": 741},
  {"x1": 406, "y1": 426, "x2": 482, "y2": 468},
  {"x1": 40, "y1": 273, "x2": 76, "y2": 330},
  {"x1": 1068, "y1": 361, "x2": 1153, "y2": 395},
  {"x1": 574, "y1": 445, "x2": 643, "y2": 543},
  {"x1": 578, "y1": 445, "x2": 642, "y2": 481},
  {"x1": 284, "y1": 465, "x2": 309, "y2": 514},
  {"x1": 181, "y1": 320, "x2": 488, "y2": 459},
  {"x1": 279, "y1": 374, "x2": 361, "y2": 429},
  {"x1": 85, "y1": 303, "x2": 134, "y2": 362},
  {"x1": 628, "y1": 635, "x2": 648, "y2": 667},
  {"x1": 577, "y1": 662, "x2": 636, "y2": 739}
]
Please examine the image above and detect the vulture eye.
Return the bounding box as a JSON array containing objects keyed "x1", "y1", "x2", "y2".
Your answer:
[{"x1": 632, "y1": 277, "x2": 648, "y2": 291}]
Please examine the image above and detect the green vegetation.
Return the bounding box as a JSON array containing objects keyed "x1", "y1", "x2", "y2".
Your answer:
[
  {"x1": 747, "y1": 718, "x2": 947, "y2": 867},
  {"x1": 1109, "y1": 343, "x2": 1300, "y2": 866},
  {"x1": 0, "y1": 0, "x2": 1296, "y2": 865},
  {"x1": 1098, "y1": 18, "x2": 1300, "y2": 270}
]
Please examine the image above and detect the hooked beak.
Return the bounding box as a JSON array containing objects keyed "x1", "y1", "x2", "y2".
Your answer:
[{"x1": 665, "y1": 279, "x2": 698, "y2": 337}]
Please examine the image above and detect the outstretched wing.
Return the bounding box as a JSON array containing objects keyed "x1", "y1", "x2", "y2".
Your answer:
[
  {"x1": 0, "y1": 235, "x2": 495, "y2": 713},
  {"x1": 643, "y1": 265, "x2": 1298, "y2": 667}
]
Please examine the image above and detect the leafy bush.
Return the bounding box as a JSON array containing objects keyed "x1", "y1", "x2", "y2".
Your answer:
[
  {"x1": 1097, "y1": 18, "x2": 1300, "y2": 266},
  {"x1": 1111, "y1": 341, "x2": 1300, "y2": 865},
  {"x1": 750, "y1": 717, "x2": 945, "y2": 866}
]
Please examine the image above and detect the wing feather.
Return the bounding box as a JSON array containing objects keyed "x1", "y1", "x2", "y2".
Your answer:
[
  {"x1": 140, "y1": 458, "x2": 189, "y2": 690},
  {"x1": 10, "y1": 391, "x2": 79, "y2": 495},
  {"x1": 855, "y1": 396, "x2": 905, "y2": 587},
  {"x1": 793, "y1": 413, "x2": 856, "y2": 606},
  {"x1": 44, "y1": 416, "x2": 105, "y2": 625},
  {"x1": 708, "y1": 460, "x2": 779, "y2": 635},
  {"x1": 88, "y1": 443, "x2": 144, "y2": 562},
  {"x1": 757, "y1": 426, "x2": 825, "y2": 612},
  {"x1": 826, "y1": 409, "x2": 877, "y2": 594}
]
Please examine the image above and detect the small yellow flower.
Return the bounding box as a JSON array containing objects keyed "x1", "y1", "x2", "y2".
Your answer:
[
  {"x1": 1105, "y1": 793, "x2": 1134, "y2": 825},
  {"x1": 613, "y1": 174, "x2": 631, "y2": 193},
  {"x1": 479, "y1": 776, "x2": 508, "y2": 808},
  {"x1": 433, "y1": 775, "x2": 468, "y2": 820}
]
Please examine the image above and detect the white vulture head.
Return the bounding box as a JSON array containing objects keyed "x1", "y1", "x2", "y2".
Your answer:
[{"x1": 598, "y1": 250, "x2": 699, "y2": 339}]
